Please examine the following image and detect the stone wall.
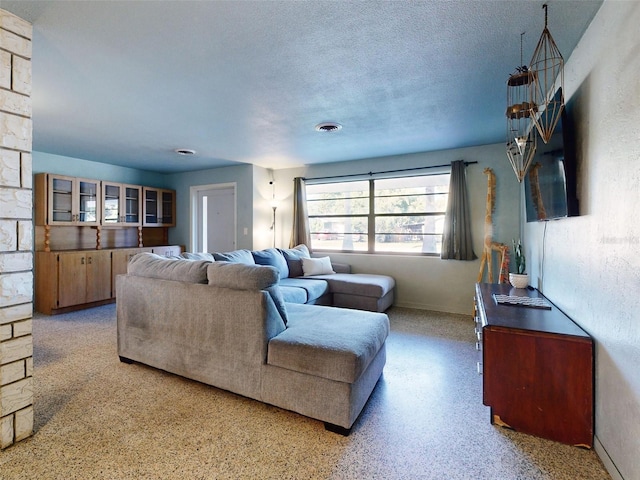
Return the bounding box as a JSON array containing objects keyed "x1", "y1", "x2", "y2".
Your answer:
[{"x1": 0, "y1": 9, "x2": 33, "y2": 449}]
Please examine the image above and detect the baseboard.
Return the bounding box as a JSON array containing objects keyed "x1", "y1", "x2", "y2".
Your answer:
[
  {"x1": 392, "y1": 301, "x2": 473, "y2": 316},
  {"x1": 594, "y1": 435, "x2": 624, "y2": 480}
]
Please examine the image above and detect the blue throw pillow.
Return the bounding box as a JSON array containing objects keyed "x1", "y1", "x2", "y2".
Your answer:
[
  {"x1": 266, "y1": 285, "x2": 289, "y2": 325},
  {"x1": 252, "y1": 248, "x2": 289, "y2": 279}
]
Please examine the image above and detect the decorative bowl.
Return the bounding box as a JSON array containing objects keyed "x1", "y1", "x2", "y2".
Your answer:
[{"x1": 509, "y1": 273, "x2": 529, "y2": 289}]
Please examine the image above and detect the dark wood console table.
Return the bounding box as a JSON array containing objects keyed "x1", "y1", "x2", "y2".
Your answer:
[{"x1": 474, "y1": 283, "x2": 593, "y2": 447}]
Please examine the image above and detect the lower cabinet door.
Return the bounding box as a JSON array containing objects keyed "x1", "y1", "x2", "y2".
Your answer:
[
  {"x1": 58, "y1": 251, "x2": 112, "y2": 307},
  {"x1": 86, "y1": 251, "x2": 112, "y2": 303},
  {"x1": 57, "y1": 252, "x2": 88, "y2": 308}
]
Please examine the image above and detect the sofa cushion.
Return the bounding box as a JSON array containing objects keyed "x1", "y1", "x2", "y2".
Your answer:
[
  {"x1": 279, "y1": 244, "x2": 310, "y2": 278},
  {"x1": 268, "y1": 303, "x2": 389, "y2": 383},
  {"x1": 181, "y1": 252, "x2": 215, "y2": 262},
  {"x1": 252, "y1": 248, "x2": 289, "y2": 279},
  {"x1": 279, "y1": 277, "x2": 329, "y2": 304},
  {"x1": 302, "y1": 256, "x2": 335, "y2": 276},
  {"x1": 279, "y1": 285, "x2": 308, "y2": 304},
  {"x1": 127, "y1": 252, "x2": 210, "y2": 284},
  {"x1": 207, "y1": 262, "x2": 288, "y2": 324},
  {"x1": 311, "y1": 273, "x2": 395, "y2": 298},
  {"x1": 212, "y1": 249, "x2": 255, "y2": 264}
]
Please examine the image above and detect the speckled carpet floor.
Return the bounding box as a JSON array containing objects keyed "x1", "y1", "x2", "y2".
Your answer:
[{"x1": 0, "y1": 305, "x2": 610, "y2": 479}]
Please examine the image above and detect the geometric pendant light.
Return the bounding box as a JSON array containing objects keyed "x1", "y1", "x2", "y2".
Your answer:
[
  {"x1": 506, "y1": 34, "x2": 537, "y2": 182},
  {"x1": 529, "y1": 4, "x2": 564, "y2": 143}
]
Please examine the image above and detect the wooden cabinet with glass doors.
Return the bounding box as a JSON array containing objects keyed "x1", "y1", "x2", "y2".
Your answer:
[
  {"x1": 102, "y1": 182, "x2": 142, "y2": 226},
  {"x1": 143, "y1": 187, "x2": 176, "y2": 226},
  {"x1": 34, "y1": 172, "x2": 180, "y2": 314},
  {"x1": 35, "y1": 174, "x2": 100, "y2": 226}
]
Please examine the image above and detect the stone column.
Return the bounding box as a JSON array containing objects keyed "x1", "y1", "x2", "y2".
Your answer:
[{"x1": 0, "y1": 9, "x2": 34, "y2": 449}]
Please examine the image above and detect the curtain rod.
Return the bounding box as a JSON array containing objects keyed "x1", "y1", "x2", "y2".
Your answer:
[{"x1": 301, "y1": 161, "x2": 478, "y2": 182}]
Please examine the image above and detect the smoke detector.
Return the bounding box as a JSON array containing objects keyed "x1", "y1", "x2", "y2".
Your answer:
[
  {"x1": 315, "y1": 122, "x2": 342, "y2": 132},
  {"x1": 174, "y1": 148, "x2": 196, "y2": 155}
]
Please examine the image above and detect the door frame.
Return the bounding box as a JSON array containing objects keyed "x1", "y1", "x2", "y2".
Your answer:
[{"x1": 189, "y1": 182, "x2": 237, "y2": 253}]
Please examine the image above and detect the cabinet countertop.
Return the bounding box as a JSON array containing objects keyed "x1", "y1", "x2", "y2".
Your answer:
[{"x1": 476, "y1": 283, "x2": 591, "y2": 339}]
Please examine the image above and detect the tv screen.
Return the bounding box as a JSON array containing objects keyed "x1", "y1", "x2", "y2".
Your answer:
[{"x1": 524, "y1": 89, "x2": 579, "y2": 222}]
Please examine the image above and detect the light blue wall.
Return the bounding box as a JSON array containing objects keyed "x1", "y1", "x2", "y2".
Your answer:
[
  {"x1": 166, "y1": 164, "x2": 255, "y2": 251},
  {"x1": 33, "y1": 151, "x2": 168, "y2": 187}
]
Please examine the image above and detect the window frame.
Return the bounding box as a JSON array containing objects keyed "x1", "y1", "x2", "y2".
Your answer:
[{"x1": 306, "y1": 173, "x2": 450, "y2": 256}]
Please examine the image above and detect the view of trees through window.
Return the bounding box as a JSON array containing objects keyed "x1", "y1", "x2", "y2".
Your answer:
[{"x1": 306, "y1": 173, "x2": 450, "y2": 254}]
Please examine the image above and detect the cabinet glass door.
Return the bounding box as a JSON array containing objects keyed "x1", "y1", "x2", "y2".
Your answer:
[
  {"x1": 103, "y1": 183, "x2": 121, "y2": 224},
  {"x1": 161, "y1": 191, "x2": 174, "y2": 225},
  {"x1": 145, "y1": 189, "x2": 158, "y2": 224},
  {"x1": 124, "y1": 186, "x2": 140, "y2": 224},
  {"x1": 78, "y1": 180, "x2": 98, "y2": 223},
  {"x1": 51, "y1": 177, "x2": 73, "y2": 222}
]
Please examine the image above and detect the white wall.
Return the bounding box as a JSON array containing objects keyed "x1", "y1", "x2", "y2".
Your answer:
[
  {"x1": 524, "y1": 2, "x2": 640, "y2": 479},
  {"x1": 252, "y1": 165, "x2": 277, "y2": 251},
  {"x1": 275, "y1": 144, "x2": 521, "y2": 315}
]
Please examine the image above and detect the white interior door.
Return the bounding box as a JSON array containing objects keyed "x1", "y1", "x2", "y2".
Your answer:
[{"x1": 195, "y1": 186, "x2": 236, "y2": 253}]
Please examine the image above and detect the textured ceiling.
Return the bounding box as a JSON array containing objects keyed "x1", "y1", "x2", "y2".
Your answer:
[{"x1": 2, "y1": 0, "x2": 602, "y2": 173}]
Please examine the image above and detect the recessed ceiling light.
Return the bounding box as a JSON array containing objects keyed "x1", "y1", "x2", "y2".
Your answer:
[
  {"x1": 174, "y1": 148, "x2": 196, "y2": 155},
  {"x1": 315, "y1": 122, "x2": 342, "y2": 132}
]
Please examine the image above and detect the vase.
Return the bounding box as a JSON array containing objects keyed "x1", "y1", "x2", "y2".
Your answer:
[{"x1": 509, "y1": 273, "x2": 529, "y2": 289}]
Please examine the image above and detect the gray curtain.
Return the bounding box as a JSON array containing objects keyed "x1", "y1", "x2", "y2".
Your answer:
[
  {"x1": 441, "y1": 160, "x2": 477, "y2": 260},
  {"x1": 289, "y1": 177, "x2": 312, "y2": 250}
]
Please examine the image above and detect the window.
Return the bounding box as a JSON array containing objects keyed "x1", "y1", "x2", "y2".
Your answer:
[{"x1": 306, "y1": 173, "x2": 450, "y2": 255}]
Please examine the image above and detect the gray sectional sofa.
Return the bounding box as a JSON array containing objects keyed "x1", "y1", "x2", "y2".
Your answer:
[
  {"x1": 184, "y1": 244, "x2": 395, "y2": 312},
  {"x1": 116, "y1": 249, "x2": 392, "y2": 433}
]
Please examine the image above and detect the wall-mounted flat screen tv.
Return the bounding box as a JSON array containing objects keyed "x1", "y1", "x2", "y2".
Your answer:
[{"x1": 524, "y1": 88, "x2": 579, "y2": 222}]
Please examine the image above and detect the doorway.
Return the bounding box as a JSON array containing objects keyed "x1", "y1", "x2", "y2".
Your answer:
[{"x1": 191, "y1": 183, "x2": 236, "y2": 253}]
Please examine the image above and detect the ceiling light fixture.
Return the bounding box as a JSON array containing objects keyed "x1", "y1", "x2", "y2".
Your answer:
[
  {"x1": 529, "y1": 3, "x2": 564, "y2": 144},
  {"x1": 315, "y1": 122, "x2": 342, "y2": 132},
  {"x1": 174, "y1": 148, "x2": 196, "y2": 156}
]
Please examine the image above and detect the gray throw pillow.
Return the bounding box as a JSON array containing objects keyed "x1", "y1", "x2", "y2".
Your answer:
[
  {"x1": 207, "y1": 262, "x2": 288, "y2": 324},
  {"x1": 279, "y1": 244, "x2": 310, "y2": 278},
  {"x1": 181, "y1": 252, "x2": 215, "y2": 262},
  {"x1": 207, "y1": 262, "x2": 279, "y2": 290},
  {"x1": 212, "y1": 249, "x2": 256, "y2": 264},
  {"x1": 128, "y1": 252, "x2": 210, "y2": 284}
]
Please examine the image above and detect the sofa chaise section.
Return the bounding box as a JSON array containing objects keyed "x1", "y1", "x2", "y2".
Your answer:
[
  {"x1": 263, "y1": 302, "x2": 388, "y2": 431},
  {"x1": 310, "y1": 273, "x2": 395, "y2": 312}
]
